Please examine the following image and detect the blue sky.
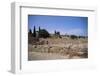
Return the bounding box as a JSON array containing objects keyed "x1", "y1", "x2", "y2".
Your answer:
[{"x1": 28, "y1": 15, "x2": 88, "y2": 36}]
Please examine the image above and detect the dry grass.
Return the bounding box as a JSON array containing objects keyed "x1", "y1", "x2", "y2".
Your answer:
[{"x1": 28, "y1": 37, "x2": 88, "y2": 60}]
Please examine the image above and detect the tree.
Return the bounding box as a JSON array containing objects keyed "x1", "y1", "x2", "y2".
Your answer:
[
  {"x1": 39, "y1": 29, "x2": 50, "y2": 38},
  {"x1": 29, "y1": 29, "x2": 32, "y2": 34},
  {"x1": 54, "y1": 30, "x2": 56, "y2": 35},
  {"x1": 39, "y1": 26, "x2": 41, "y2": 32},
  {"x1": 38, "y1": 26, "x2": 41, "y2": 38},
  {"x1": 33, "y1": 26, "x2": 36, "y2": 37},
  {"x1": 56, "y1": 32, "x2": 60, "y2": 35},
  {"x1": 70, "y1": 35, "x2": 78, "y2": 39}
]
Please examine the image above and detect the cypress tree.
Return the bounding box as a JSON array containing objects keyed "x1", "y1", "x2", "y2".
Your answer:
[
  {"x1": 39, "y1": 26, "x2": 41, "y2": 32},
  {"x1": 29, "y1": 29, "x2": 32, "y2": 34},
  {"x1": 33, "y1": 26, "x2": 36, "y2": 37},
  {"x1": 39, "y1": 26, "x2": 41, "y2": 38},
  {"x1": 55, "y1": 30, "x2": 56, "y2": 35}
]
